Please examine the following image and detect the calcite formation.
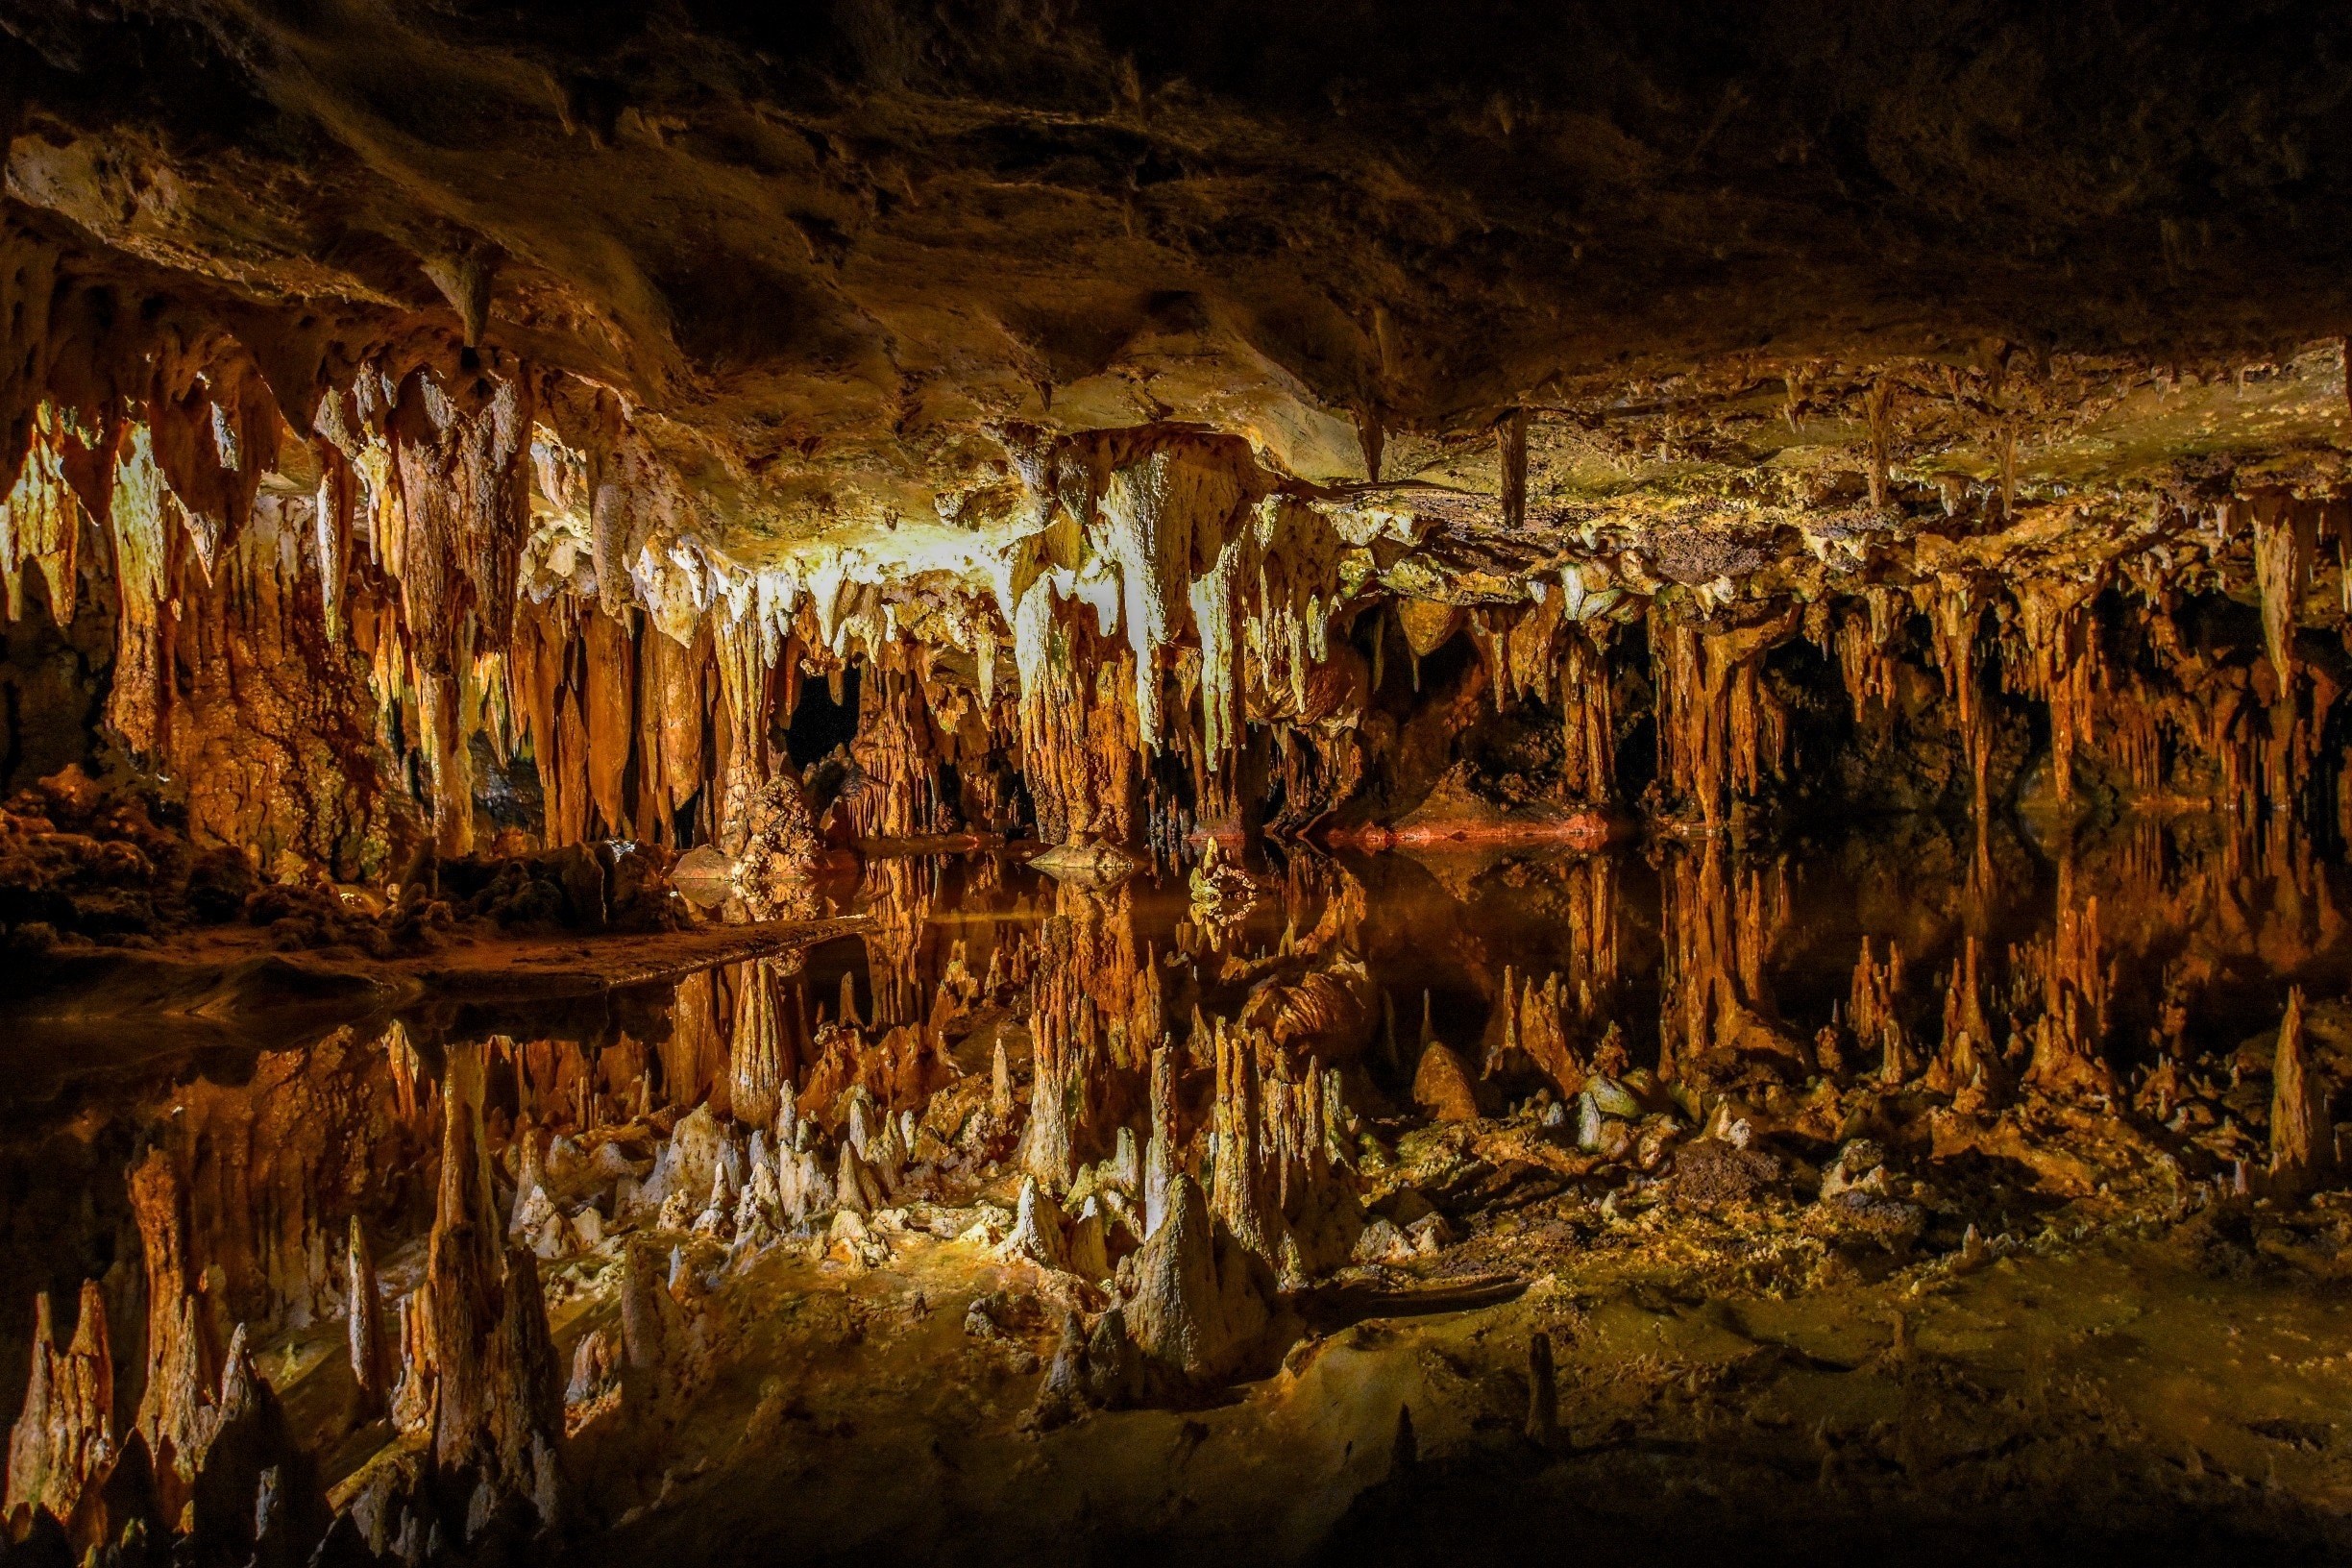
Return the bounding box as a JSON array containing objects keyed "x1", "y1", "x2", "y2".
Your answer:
[{"x1": 12, "y1": 6, "x2": 2352, "y2": 1564}]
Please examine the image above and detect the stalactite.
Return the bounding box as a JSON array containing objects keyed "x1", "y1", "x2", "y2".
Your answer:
[
  {"x1": 2250, "y1": 493, "x2": 2313, "y2": 682},
  {"x1": 1833, "y1": 590, "x2": 1903, "y2": 721},
  {"x1": 1016, "y1": 592, "x2": 1141, "y2": 845},
  {"x1": 711, "y1": 605, "x2": 780, "y2": 852},
  {"x1": 2006, "y1": 580, "x2": 2100, "y2": 808},
  {"x1": 0, "y1": 403, "x2": 90, "y2": 625},
  {"x1": 386, "y1": 367, "x2": 533, "y2": 676},
  {"x1": 583, "y1": 604, "x2": 635, "y2": 839},
  {"x1": 1654, "y1": 606, "x2": 1793, "y2": 829},
  {"x1": 848, "y1": 655, "x2": 954, "y2": 839},
  {"x1": 1559, "y1": 626, "x2": 1617, "y2": 803},
  {"x1": 104, "y1": 425, "x2": 180, "y2": 755},
  {"x1": 639, "y1": 622, "x2": 708, "y2": 844},
  {"x1": 1928, "y1": 578, "x2": 1991, "y2": 821}
]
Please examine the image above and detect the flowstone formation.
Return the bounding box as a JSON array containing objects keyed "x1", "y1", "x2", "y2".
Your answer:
[{"x1": 12, "y1": 4, "x2": 2352, "y2": 1564}]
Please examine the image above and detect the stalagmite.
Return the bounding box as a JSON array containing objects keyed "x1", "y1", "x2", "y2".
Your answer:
[
  {"x1": 1497, "y1": 408, "x2": 1528, "y2": 532},
  {"x1": 1003, "y1": 1177, "x2": 1066, "y2": 1269},
  {"x1": 3, "y1": 1282, "x2": 113, "y2": 1537},
  {"x1": 1413, "y1": 1041, "x2": 1481, "y2": 1122},
  {"x1": 349, "y1": 1217, "x2": 393, "y2": 1424},
  {"x1": 2270, "y1": 989, "x2": 2331, "y2": 1196},
  {"x1": 1067, "y1": 1197, "x2": 1112, "y2": 1279},
  {"x1": 1123, "y1": 1174, "x2": 1267, "y2": 1383},
  {"x1": 1144, "y1": 1042, "x2": 1177, "y2": 1238}
]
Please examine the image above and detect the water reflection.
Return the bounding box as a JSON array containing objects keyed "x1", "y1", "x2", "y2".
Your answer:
[{"x1": 7, "y1": 811, "x2": 2352, "y2": 1552}]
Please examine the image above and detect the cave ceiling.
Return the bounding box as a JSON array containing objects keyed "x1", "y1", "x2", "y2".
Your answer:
[{"x1": 3, "y1": 2, "x2": 2352, "y2": 597}]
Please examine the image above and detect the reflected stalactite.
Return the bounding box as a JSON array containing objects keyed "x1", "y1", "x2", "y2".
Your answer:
[
  {"x1": 2013, "y1": 849, "x2": 2119, "y2": 1098},
  {"x1": 859, "y1": 855, "x2": 942, "y2": 1031},
  {"x1": 725, "y1": 957, "x2": 800, "y2": 1132},
  {"x1": 1928, "y1": 934, "x2": 2008, "y2": 1110},
  {"x1": 660, "y1": 969, "x2": 729, "y2": 1117},
  {"x1": 4, "y1": 1282, "x2": 113, "y2": 1542},
  {"x1": 422, "y1": 1043, "x2": 564, "y2": 1527},
  {"x1": 1658, "y1": 840, "x2": 1797, "y2": 1084}
]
